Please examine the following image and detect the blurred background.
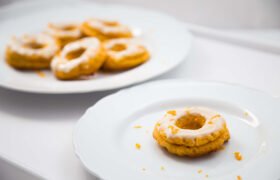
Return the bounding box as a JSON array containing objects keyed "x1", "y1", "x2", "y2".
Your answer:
[
  {"x1": 1, "y1": 0, "x2": 279, "y2": 43},
  {"x1": 1, "y1": 0, "x2": 280, "y2": 29}
]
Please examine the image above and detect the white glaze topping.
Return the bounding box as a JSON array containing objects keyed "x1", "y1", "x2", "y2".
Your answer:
[
  {"x1": 87, "y1": 19, "x2": 131, "y2": 35},
  {"x1": 157, "y1": 107, "x2": 226, "y2": 139},
  {"x1": 51, "y1": 37, "x2": 101, "y2": 73},
  {"x1": 46, "y1": 22, "x2": 82, "y2": 38},
  {"x1": 105, "y1": 38, "x2": 145, "y2": 60},
  {"x1": 7, "y1": 34, "x2": 59, "y2": 59}
]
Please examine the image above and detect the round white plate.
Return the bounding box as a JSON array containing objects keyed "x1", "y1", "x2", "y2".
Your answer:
[
  {"x1": 74, "y1": 80, "x2": 280, "y2": 180},
  {"x1": 0, "y1": 1, "x2": 191, "y2": 94}
]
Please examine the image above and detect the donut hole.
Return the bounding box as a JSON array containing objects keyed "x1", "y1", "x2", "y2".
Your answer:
[
  {"x1": 175, "y1": 113, "x2": 206, "y2": 130},
  {"x1": 24, "y1": 41, "x2": 45, "y2": 49},
  {"x1": 65, "y1": 48, "x2": 86, "y2": 60},
  {"x1": 110, "y1": 43, "x2": 127, "y2": 52}
]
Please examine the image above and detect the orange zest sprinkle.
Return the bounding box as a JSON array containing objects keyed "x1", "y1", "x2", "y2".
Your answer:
[
  {"x1": 205, "y1": 174, "x2": 209, "y2": 178},
  {"x1": 197, "y1": 169, "x2": 203, "y2": 174},
  {"x1": 234, "y1": 152, "x2": 243, "y2": 161},
  {"x1": 168, "y1": 125, "x2": 179, "y2": 135},
  {"x1": 135, "y1": 143, "x2": 141, "y2": 150},
  {"x1": 237, "y1": 175, "x2": 242, "y2": 180},
  {"x1": 36, "y1": 71, "x2": 46, "y2": 78},
  {"x1": 167, "y1": 110, "x2": 176, "y2": 116}
]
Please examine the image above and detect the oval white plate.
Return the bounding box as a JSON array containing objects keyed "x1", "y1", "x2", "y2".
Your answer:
[
  {"x1": 74, "y1": 80, "x2": 280, "y2": 180},
  {"x1": 0, "y1": 1, "x2": 191, "y2": 94}
]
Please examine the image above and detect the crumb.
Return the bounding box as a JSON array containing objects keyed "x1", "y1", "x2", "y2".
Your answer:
[
  {"x1": 135, "y1": 143, "x2": 141, "y2": 150},
  {"x1": 167, "y1": 110, "x2": 176, "y2": 116},
  {"x1": 237, "y1": 175, "x2": 242, "y2": 180},
  {"x1": 208, "y1": 121, "x2": 213, "y2": 124},
  {"x1": 197, "y1": 169, "x2": 203, "y2": 174},
  {"x1": 160, "y1": 166, "x2": 165, "y2": 171},
  {"x1": 36, "y1": 71, "x2": 46, "y2": 78},
  {"x1": 142, "y1": 168, "x2": 146, "y2": 171},
  {"x1": 205, "y1": 174, "x2": 209, "y2": 178},
  {"x1": 243, "y1": 111, "x2": 249, "y2": 117},
  {"x1": 133, "y1": 125, "x2": 142, "y2": 129},
  {"x1": 234, "y1": 152, "x2": 243, "y2": 161}
]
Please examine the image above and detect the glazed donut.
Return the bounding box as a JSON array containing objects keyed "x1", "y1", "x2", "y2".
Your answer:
[
  {"x1": 51, "y1": 37, "x2": 106, "y2": 80},
  {"x1": 153, "y1": 107, "x2": 230, "y2": 157},
  {"x1": 81, "y1": 19, "x2": 132, "y2": 40},
  {"x1": 5, "y1": 34, "x2": 59, "y2": 69},
  {"x1": 103, "y1": 38, "x2": 150, "y2": 71},
  {"x1": 45, "y1": 22, "x2": 83, "y2": 47}
]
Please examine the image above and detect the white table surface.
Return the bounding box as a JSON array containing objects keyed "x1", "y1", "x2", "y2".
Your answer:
[{"x1": 0, "y1": 1, "x2": 280, "y2": 180}]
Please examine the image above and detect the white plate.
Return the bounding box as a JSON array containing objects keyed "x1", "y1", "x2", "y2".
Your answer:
[
  {"x1": 0, "y1": 1, "x2": 191, "y2": 94},
  {"x1": 74, "y1": 80, "x2": 280, "y2": 180}
]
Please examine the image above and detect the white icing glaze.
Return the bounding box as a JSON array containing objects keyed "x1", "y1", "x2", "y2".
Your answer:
[
  {"x1": 46, "y1": 22, "x2": 82, "y2": 38},
  {"x1": 51, "y1": 37, "x2": 101, "y2": 73},
  {"x1": 87, "y1": 19, "x2": 131, "y2": 35},
  {"x1": 105, "y1": 38, "x2": 145, "y2": 60},
  {"x1": 157, "y1": 107, "x2": 226, "y2": 139},
  {"x1": 7, "y1": 34, "x2": 59, "y2": 59}
]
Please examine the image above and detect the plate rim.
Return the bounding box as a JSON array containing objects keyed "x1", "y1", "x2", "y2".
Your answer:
[
  {"x1": 73, "y1": 79, "x2": 280, "y2": 179},
  {"x1": 0, "y1": 1, "x2": 192, "y2": 94}
]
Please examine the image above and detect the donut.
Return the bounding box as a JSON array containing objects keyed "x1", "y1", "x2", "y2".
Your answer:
[
  {"x1": 5, "y1": 34, "x2": 59, "y2": 69},
  {"x1": 81, "y1": 18, "x2": 132, "y2": 40},
  {"x1": 153, "y1": 107, "x2": 230, "y2": 157},
  {"x1": 45, "y1": 22, "x2": 83, "y2": 47},
  {"x1": 103, "y1": 38, "x2": 150, "y2": 71},
  {"x1": 51, "y1": 37, "x2": 106, "y2": 80}
]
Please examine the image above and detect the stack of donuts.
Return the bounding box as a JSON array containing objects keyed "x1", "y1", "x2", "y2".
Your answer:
[
  {"x1": 5, "y1": 19, "x2": 150, "y2": 80},
  {"x1": 153, "y1": 107, "x2": 230, "y2": 157}
]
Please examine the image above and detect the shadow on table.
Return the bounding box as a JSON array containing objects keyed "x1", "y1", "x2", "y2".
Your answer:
[
  {"x1": 0, "y1": 156, "x2": 42, "y2": 180},
  {"x1": 82, "y1": 168, "x2": 102, "y2": 180},
  {"x1": 0, "y1": 87, "x2": 117, "y2": 121}
]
